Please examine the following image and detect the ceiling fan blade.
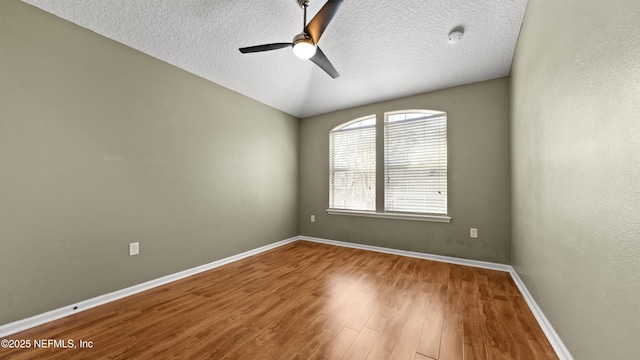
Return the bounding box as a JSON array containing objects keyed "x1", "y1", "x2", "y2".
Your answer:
[
  {"x1": 309, "y1": 46, "x2": 339, "y2": 78},
  {"x1": 239, "y1": 43, "x2": 292, "y2": 53},
  {"x1": 304, "y1": 0, "x2": 343, "y2": 44}
]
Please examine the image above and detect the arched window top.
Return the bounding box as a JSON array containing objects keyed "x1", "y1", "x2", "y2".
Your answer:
[{"x1": 331, "y1": 114, "x2": 376, "y2": 132}]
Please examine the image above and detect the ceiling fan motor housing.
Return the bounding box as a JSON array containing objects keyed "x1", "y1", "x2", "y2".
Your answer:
[{"x1": 293, "y1": 33, "x2": 314, "y2": 44}]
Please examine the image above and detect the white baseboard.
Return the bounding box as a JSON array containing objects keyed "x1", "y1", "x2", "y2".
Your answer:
[
  {"x1": 0, "y1": 235, "x2": 573, "y2": 360},
  {"x1": 509, "y1": 269, "x2": 574, "y2": 360},
  {"x1": 299, "y1": 235, "x2": 573, "y2": 360},
  {"x1": 0, "y1": 236, "x2": 298, "y2": 338},
  {"x1": 298, "y1": 235, "x2": 512, "y2": 272}
]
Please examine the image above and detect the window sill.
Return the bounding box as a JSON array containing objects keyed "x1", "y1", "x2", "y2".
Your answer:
[{"x1": 326, "y1": 209, "x2": 451, "y2": 223}]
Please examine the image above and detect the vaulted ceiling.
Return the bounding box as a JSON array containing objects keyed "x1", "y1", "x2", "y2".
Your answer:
[{"x1": 22, "y1": 0, "x2": 528, "y2": 118}]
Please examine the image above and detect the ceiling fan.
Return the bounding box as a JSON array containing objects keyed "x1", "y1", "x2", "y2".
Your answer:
[{"x1": 239, "y1": 0, "x2": 343, "y2": 78}]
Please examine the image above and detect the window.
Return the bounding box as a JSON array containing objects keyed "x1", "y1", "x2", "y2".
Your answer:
[
  {"x1": 385, "y1": 110, "x2": 447, "y2": 215},
  {"x1": 329, "y1": 115, "x2": 376, "y2": 211},
  {"x1": 328, "y1": 109, "x2": 448, "y2": 221}
]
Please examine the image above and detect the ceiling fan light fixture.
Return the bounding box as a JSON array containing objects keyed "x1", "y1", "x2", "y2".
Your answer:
[{"x1": 292, "y1": 34, "x2": 316, "y2": 59}]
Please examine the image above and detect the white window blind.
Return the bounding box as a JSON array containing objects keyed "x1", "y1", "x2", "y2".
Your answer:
[
  {"x1": 384, "y1": 111, "x2": 447, "y2": 215},
  {"x1": 329, "y1": 116, "x2": 376, "y2": 211}
]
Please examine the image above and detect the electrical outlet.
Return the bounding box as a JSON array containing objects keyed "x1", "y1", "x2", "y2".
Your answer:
[
  {"x1": 310, "y1": 215, "x2": 315, "y2": 222},
  {"x1": 129, "y1": 242, "x2": 140, "y2": 256},
  {"x1": 470, "y1": 228, "x2": 478, "y2": 238}
]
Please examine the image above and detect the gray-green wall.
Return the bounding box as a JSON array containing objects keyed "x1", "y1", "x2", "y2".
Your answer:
[
  {"x1": 511, "y1": 0, "x2": 640, "y2": 359},
  {"x1": 0, "y1": 1, "x2": 298, "y2": 325},
  {"x1": 299, "y1": 78, "x2": 511, "y2": 264}
]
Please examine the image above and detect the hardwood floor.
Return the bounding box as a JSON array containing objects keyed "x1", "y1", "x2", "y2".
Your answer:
[{"x1": 2, "y1": 241, "x2": 558, "y2": 359}]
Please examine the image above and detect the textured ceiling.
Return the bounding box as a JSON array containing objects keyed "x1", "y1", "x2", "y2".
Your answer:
[{"x1": 22, "y1": 0, "x2": 528, "y2": 118}]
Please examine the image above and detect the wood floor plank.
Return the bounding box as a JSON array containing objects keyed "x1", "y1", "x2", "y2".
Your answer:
[
  {"x1": 461, "y1": 266, "x2": 487, "y2": 360},
  {"x1": 273, "y1": 329, "x2": 335, "y2": 360},
  {"x1": 345, "y1": 290, "x2": 380, "y2": 332},
  {"x1": 416, "y1": 282, "x2": 448, "y2": 358},
  {"x1": 303, "y1": 275, "x2": 370, "y2": 335},
  {"x1": 416, "y1": 353, "x2": 437, "y2": 360},
  {"x1": 438, "y1": 265, "x2": 465, "y2": 360},
  {"x1": 491, "y1": 273, "x2": 537, "y2": 359},
  {"x1": 215, "y1": 293, "x2": 325, "y2": 359},
  {"x1": 324, "y1": 289, "x2": 372, "y2": 334},
  {"x1": 342, "y1": 327, "x2": 380, "y2": 360},
  {"x1": 389, "y1": 282, "x2": 434, "y2": 360},
  {"x1": 363, "y1": 259, "x2": 416, "y2": 333},
  {"x1": 364, "y1": 275, "x2": 420, "y2": 360},
  {"x1": 476, "y1": 269, "x2": 513, "y2": 360},
  {"x1": 318, "y1": 327, "x2": 359, "y2": 360},
  {"x1": 361, "y1": 296, "x2": 390, "y2": 332},
  {"x1": 2, "y1": 241, "x2": 559, "y2": 360}
]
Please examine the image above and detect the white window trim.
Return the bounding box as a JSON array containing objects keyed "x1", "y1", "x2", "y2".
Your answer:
[{"x1": 326, "y1": 208, "x2": 451, "y2": 223}]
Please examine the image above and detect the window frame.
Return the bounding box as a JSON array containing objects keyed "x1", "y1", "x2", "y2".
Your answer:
[
  {"x1": 328, "y1": 114, "x2": 377, "y2": 212},
  {"x1": 383, "y1": 109, "x2": 448, "y2": 216},
  {"x1": 326, "y1": 109, "x2": 451, "y2": 223}
]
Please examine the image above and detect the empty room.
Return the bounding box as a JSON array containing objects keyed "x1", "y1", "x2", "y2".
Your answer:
[{"x1": 1, "y1": 0, "x2": 638, "y2": 359}]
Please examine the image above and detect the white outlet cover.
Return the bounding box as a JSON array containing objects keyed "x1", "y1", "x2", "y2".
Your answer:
[
  {"x1": 129, "y1": 242, "x2": 140, "y2": 256},
  {"x1": 311, "y1": 215, "x2": 315, "y2": 222},
  {"x1": 470, "y1": 228, "x2": 478, "y2": 238}
]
